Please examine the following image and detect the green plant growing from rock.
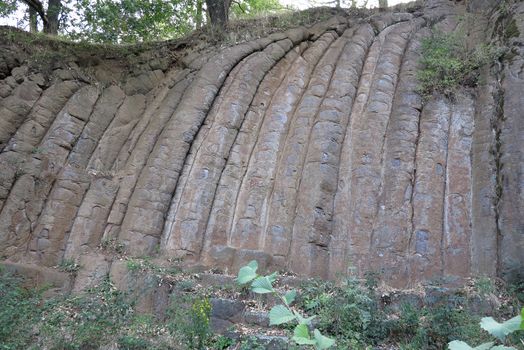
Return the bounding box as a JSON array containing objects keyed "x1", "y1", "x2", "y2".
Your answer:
[
  {"x1": 58, "y1": 258, "x2": 81, "y2": 274},
  {"x1": 417, "y1": 30, "x2": 503, "y2": 98},
  {"x1": 236, "y1": 260, "x2": 335, "y2": 349},
  {"x1": 167, "y1": 294, "x2": 212, "y2": 350},
  {"x1": 448, "y1": 308, "x2": 523, "y2": 350}
]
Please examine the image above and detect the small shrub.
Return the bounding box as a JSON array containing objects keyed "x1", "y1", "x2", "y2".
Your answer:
[
  {"x1": 237, "y1": 260, "x2": 335, "y2": 349},
  {"x1": 126, "y1": 259, "x2": 142, "y2": 272},
  {"x1": 117, "y1": 335, "x2": 151, "y2": 350},
  {"x1": 239, "y1": 335, "x2": 266, "y2": 350},
  {"x1": 298, "y1": 277, "x2": 388, "y2": 348},
  {"x1": 58, "y1": 259, "x2": 81, "y2": 274},
  {"x1": 474, "y1": 277, "x2": 496, "y2": 297},
  {"x1": 417, "y1": 30, "x2": 502, "y2": 98},
  {"x1": 428, "y1": 306, "x2": 485, "y2": 347},
  {"x1": 0, "y1": 270, "x2": 42, "y2": 349},
  {"x1": 176, "y1": 279, "x2": 195, "y2": 292},
  {"x1": 389, "y1": 303, "x2": 424, "y2": 344},
  {"x1": 211, "y1": 335, "x2": 235, "y2": 349},
  {"x1": 40, "y1": 278, "x2": 134, "y2": 349},
  {"x1": 448, "y1": 309, "x2": 523, "y2": 350},
  {"x1": 100, "y1": 238, "x2": 126, "y2": 254},
  {"x1": 125, "y1": 257, "x2": 163, "y2": 274},
  {"x1": 167, "y1": 294, "x2": 212, "y2": 350}
]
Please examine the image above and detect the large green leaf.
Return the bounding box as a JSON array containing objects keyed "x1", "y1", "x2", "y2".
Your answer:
[
  {"x1": 283, "y1": 290, "x2": 297, "y2": 305},
  {"x1": 448, "y1": 341, "x2": 494, "y2": 350},
  {"x1": 236, "y1": 260, "x2": 258, "y2": 284},
  {"x1": 269, "y1": 305, "x2": 296, "y2": 325},
  {"x1": 490, "y1": 346, "x2": 517, "y2": 350},
  {"x1": 313, "y1": 329, "x2": 335, "y2": 349},
  {"x1": 267, "y1": 271, "x2": 278, "y2": 283},
  {"x1": 251, "y1": 276, "x2": 274, "y2": 294},
  {"x1": 294, "y1": 310, "x2": 316, "y2": 325},
  {"x1": 247, "y1": 260, "x2": 258, "y2": 270},
  {"x1": 480, "y1": 315, "x2": 522, "y2": 340},
  {"x1": 521, "y1": 308, "x2": 524, "y2": 330},
  {"x1": 292, "y1": 324, "x2": 316, "y2": 345}
]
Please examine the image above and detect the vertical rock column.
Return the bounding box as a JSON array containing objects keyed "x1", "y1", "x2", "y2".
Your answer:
[
  {"x1": 101, "y1": 70, "x2": 194, "y2": 242},
  {"x1": 471, "y1": 70, "x2": 498, "y2": 277},
  {"x1": 408, "y1": 98, "x2": 451, "y2": 284},
  {"x1": 287, "y1": 25, "x2": 376, "y2": 277},
  {"x1": 226, "y1": 31, "x2": 339, "y2": 270},
  {"x1": 8, "y1": 86, "x2": 100, "y2": 265},
  {"x1": 499, "y1": 34, "x2": 524, "y2": 278},
  {"x1": 118, "y1": 28, "x2": 313, "y2": 256},
  {"x1": 332, "y1": 20, "x2": 413, "y2": 277},
  {"x1": 442, "y1": 95, "x2": 474, "y2": 281},
  {"x1": 0, "y1": 80, "x2": 82, "y2": 212},
  {"x1": 351, "y1": 25, "x2": 427, "y2": 285},
  {"x1": 162, "y1": 38, "x2": 295, "y2": 259},
  {"x1": 200, "y1": 43, "x2": 308, "y2": 268},
  {"x1": 258, "y1": 29, "x2": 351, "y2": 271}
]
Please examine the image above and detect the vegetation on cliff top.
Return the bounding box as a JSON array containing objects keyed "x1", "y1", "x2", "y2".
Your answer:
[{"x1": 0, "y1": 0, "x2": 294, "y2": 42}]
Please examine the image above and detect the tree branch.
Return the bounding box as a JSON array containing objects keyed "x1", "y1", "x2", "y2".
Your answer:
[
  {"x1": 231, "y1": 0, "x2": 246, "y2": 14},
  {"x1": 20, "y1": 0, "x2": 48, "y2": 27}
]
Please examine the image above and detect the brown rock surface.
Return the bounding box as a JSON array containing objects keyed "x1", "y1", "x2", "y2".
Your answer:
[{"x1": 0, "y1": 0, "x2": 522, "y2": 289}]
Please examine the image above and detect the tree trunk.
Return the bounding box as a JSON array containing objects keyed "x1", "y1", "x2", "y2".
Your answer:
[
  {"x1": 205, "y1": 0, "x2": 231, "y2": 29},
  {"x1": 196, "y1": 0, "x2": 203, "y2": 29},
  {"x1": 28, "y1": 6, "x2": 37, "y2": 32},
  {"x1": 44, "y1": 0, "x2": 61, "y2": 34},
  {"x1": 21, "y1": 0, "x2": 48, "y2": 30}
]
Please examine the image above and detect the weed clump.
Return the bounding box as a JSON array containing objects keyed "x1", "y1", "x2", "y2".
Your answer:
[
  {"x1": 417, "y1": 30, "x2": 502, "y2": 98},
  {"x1": 295, "y1": 276, "x2": 514, "y2": 349},
  {"x1": 298, "y1": 277, "x2": 388, "y2": 349},
  {"x1": 0, "y1": 270, "x2": 42, "y2": 349}
]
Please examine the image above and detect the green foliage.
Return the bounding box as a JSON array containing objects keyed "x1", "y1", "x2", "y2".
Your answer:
[
  {"x1": 508, "y1": 275, "x2": 524, "y2": 305},
  {"x1": 117, "y1": 335, "x2": 151, "y2": 350},
  {"x1": 236, "y1": 259, "x2": 259, "y2": 284},
  {"x1": 1, "y1": 0, "x2": 287, "y2": 43},
  {"x1": 0, "y1": 270, "x2": 42, "y2": 350},
  {"x1": 70, "y1": 0, "x2": 199, "y2": 43},
  {"x1": 58, "y1": 258, "x2": 81, "y2": 273},
  {"x1": 428, "y1": 306, "x2": 488, "y2": 347},
  {"x1": 239, "y1": 335, "x2": 266, "y2": 350},
  {"x1": 389, "y1": 305, "x2": 488, "y2": 349},
  {"x1": 448, "y1": 311, "x2": 523, "y2": 350},
  {"x1": 0, "y1": 269, "x2": 182, "y2": 349},
  {"x1": 417, "y1": 30, "x2": 502, "y2": 98},
  {"x1": 269, "y1": 304, "x2": 296, "y2": 325},
  {"x1": 298, "y1": 278, "x2": 500, "y2": 350},
  {"x1": 475, "y1": 277, "x2": 496, "y2": 297},
  {"x1": 448, "y1": 340, "x2": 496, "y2": 350},
  {"x1": 125, "y1": 257, "x2": 164, "y2": 274},
  {"x1": 40, "y1": 278, "x2": 134, "y2": 349},
  {"x1": 0, "y1": 0, "x2": 17, "y2": 17},
  {"x1": 237, "y1": 260, "x2": 335, "y2": 349},
  {"x1": 231, "y1": 0, "x2": 284, "y2": 18},
  {"x1": 299, "y1": 277, "x2": 387, "y2": 349},
  {"x1": 480, "y1": 315, "x2": 522, "y2": 341},
  {"x1": 100, "y1": 238, "x2": 126, "y2": 254},
  {"x1": 211, "y1": 335, "x2": 235, "y2": 349},
  {"x1": 126, "y1": 259, "x2": 142, "y2": 271},
  {"x1": 167, "y1": 294, "x2": 212, "y2": 350}
]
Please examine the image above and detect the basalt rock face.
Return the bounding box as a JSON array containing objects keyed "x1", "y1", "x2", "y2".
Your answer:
[{"x1": 0, "y1": 0, "x2": 522, "y2": 289}]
